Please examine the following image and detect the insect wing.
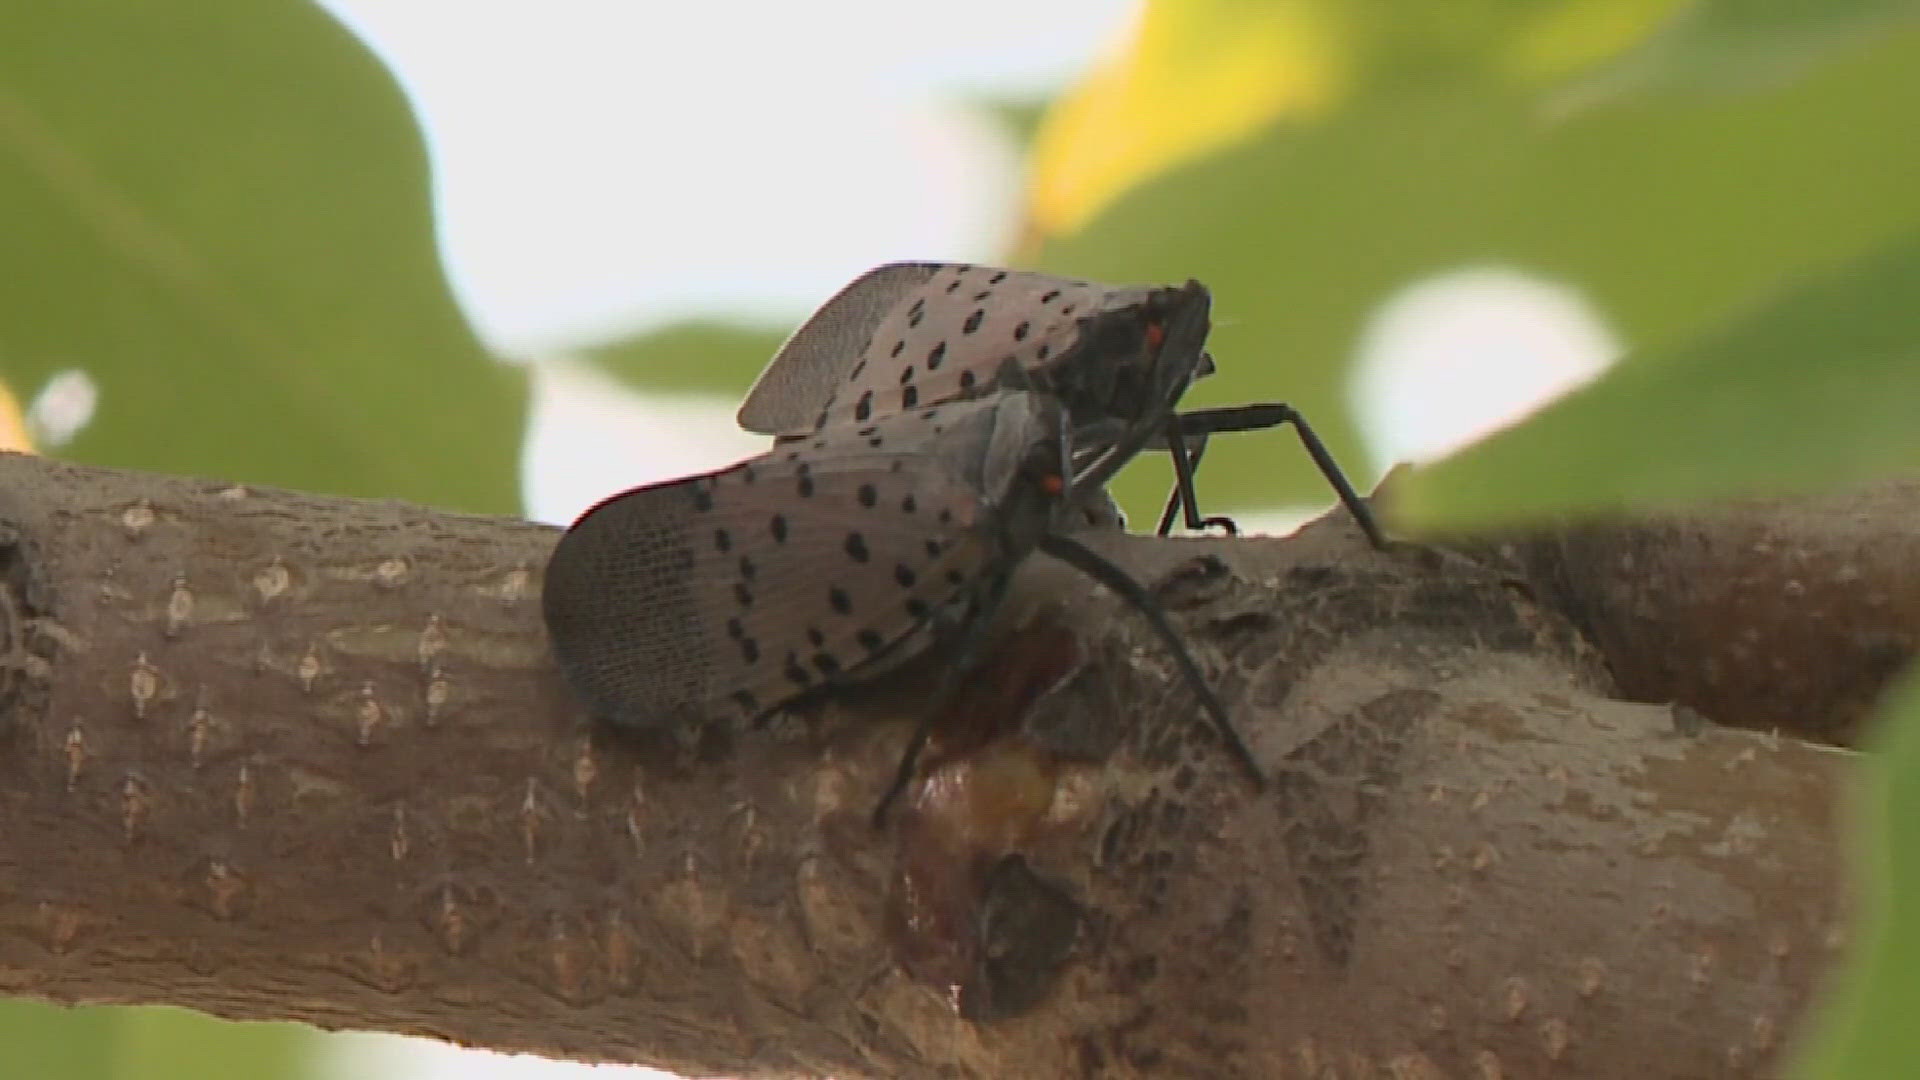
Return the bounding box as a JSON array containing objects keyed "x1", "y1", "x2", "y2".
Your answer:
[
  {"x1": 738, "y1": 263, "x2": 943, "y2": 434},
  {"x1": 541, "y1": 411, "x2": 1010, "y2": 730},
  {"x1": 741, "y1": 263, "x2": 1155, "y2": 436},
  {"x1": 809, "y1": 265, "x2": 1139, "y2": 432}
]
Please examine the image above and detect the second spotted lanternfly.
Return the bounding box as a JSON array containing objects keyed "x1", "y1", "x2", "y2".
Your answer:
[{"x1": 737, "y1": 262, "x2": 1384, "y2": 545}]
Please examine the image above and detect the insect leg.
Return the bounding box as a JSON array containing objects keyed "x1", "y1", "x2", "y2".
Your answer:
[
  {"x1": 1154, "y1": 428, "x2": 1239, "y2": 536},
  {"x1": 870, "y1": 576, "x2": 1014, "y2": 829},
  {"x1": 1035, "y1": 534, "x2": 1265, "y2": 789},
  {"x1": 1164, "y1": 404, "x2": 1386, "y2": 549}
]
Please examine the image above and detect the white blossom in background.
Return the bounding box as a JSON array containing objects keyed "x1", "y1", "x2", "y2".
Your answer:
[
  {"x1": 25, "y1": 367, "x2": 99, "y2": 449},
  {"x1": 1351, "y1": 266, "x2": 1620, "y2": 473}
]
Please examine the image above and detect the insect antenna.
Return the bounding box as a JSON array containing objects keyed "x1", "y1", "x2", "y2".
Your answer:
[{"x1": 1035, "y1": 533, "x2": 1265, "y2": 788}]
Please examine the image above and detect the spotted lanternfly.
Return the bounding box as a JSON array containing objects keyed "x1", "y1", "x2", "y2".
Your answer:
[
  {"x1": 542, "y1": 388, "x2": 1262, "y2": 824},
  {"x1": 737, "y1": 262, "x2": 1384, "y2": 545}
]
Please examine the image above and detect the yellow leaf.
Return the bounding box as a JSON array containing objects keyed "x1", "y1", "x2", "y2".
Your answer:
[
  {"x1": 1025, "y1": 0, "x2": 1348, "y2": 240},
  {"x1": 0, "y1": 379, "x2": 33, "y2": 453}
]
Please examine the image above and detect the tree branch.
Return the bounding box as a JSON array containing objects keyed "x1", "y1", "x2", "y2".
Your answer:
[{"x1": 0, "y1": 452, "x2": 1892, "y2": 1078}]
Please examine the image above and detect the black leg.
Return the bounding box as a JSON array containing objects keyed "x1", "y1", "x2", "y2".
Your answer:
[
  {"x1": 1155, "y1": 428, "x2": 1238, "y2": 536},
  {"x1": 870, "y1": 576, "x2": 1012, "y2": 829},
  {"x1": 1163, "y1": 403, "x2": 1386, "y2": 549},
  {"x1": 1036, "y1": 534, "x2": 1265, "y2": 789}
]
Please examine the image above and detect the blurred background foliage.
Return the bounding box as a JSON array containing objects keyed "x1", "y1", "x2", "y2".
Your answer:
[
  {"x1": 2, "y1": 0, "x2": 1918, "y2": 1076},
  {"x1": 0, "y1": 0, "x2": 523, "y2": 514}
]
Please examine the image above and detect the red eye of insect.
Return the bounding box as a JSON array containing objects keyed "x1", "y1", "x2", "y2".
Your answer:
[
  {"x1": 1040, "y1": 474, "x2": 1065, "y2": 496},
  {"x1": 1144, "y1": 320, "x2": 1166, "y2": 353}
]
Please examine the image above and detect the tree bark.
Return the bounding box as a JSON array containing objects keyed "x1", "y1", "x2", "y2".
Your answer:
[{"x1": 0, "y1": 451, "x2": 1903, "y2": 1078}]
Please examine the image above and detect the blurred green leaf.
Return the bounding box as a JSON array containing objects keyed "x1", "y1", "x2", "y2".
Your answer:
[
  {"x1": 1024, "y1": 0, "x2": 1914, "y2": 242},
  {"x1": 0, "y1": 999, "x2": 118, "y2": 1079},
  {"x1": 974, "y1": 95, "x2": 1052, "y2": 158},
  {"x1": 579, "y1": 320, "x2": 787, "y2": 400},
  {"x1": 1794, "y1": 670, "x2": 1920, "y2": 1077},
  {"x1": 1026, "y1": 0, "x2": 1352, "y2": 240},
  {"x1": 1399, "y1": 234, "x2": 1920, "y2": 527},
  {"x1": 1558, "y1": 0, "x2": 1920, "y2": 105},
  {"x1": 0, "y1": 1001, "x2": 319, "y2": 1080},
  {"x1": 1031, "y1": 20, "x2": 1920, "y2": 522},
  {"x1": 120, "y1": 1006, "x2": 322, "y2": 1080},
  {"x1": 0, "y1": 0, "x2": 524, "y2": 514}
]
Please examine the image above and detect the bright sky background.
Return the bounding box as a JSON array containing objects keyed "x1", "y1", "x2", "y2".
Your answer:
[{"x1": 300, "y1": 2, "x2": 1615, "y2": 1077}]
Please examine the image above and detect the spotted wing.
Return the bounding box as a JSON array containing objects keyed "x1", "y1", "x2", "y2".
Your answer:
[
  {"x1": 810, "y1": 265, "x2": 1138, "y2": 431},
  {"x1": 541, "y1": 406, "x2": 1018, "y2": 730},
  {"x1": 738, "y1": 262, "x2": 944, "y2": 434},
  {"x1": 740, "y1": 263, "x2": 1138, "y2": 437}
]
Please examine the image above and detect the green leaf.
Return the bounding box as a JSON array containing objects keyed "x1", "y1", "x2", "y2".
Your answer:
[
  {"x1": 0, "y1": 1002, "x2": 321, "y2": 1080},
  {"x1": 1557, "y1": 0, "x2": 1920, "y2": 106},
  {"x1": 117, "y1": 1006, "x2": 323, "y2": 1080},
  {"x1": 1399, "y1": 234, "x2": 1920, "y2": 528},
  {"x1": 974, "y1": 95, "x2": 1052, "y2": 156},
  {"x1": 1030, "y1": 22, "x2": 1920, "y2": 523},
  {"x1": 579, "y1": 320, "x2": 787, "y2": 400},
  {"x1": 1794, "y1": 669, "x2": 1920, "y2": 1077},
  {"x1": 0, "y1": 999, "x2": 118, "y2": 1079},
  {"x1": 0, "y1": 0, "x2": 524, "y2": 514}
]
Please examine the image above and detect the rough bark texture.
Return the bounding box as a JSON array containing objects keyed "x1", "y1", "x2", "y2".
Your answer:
[{"x1": 0, "y1": 451, "x2": 1903, "y2": 1078}]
